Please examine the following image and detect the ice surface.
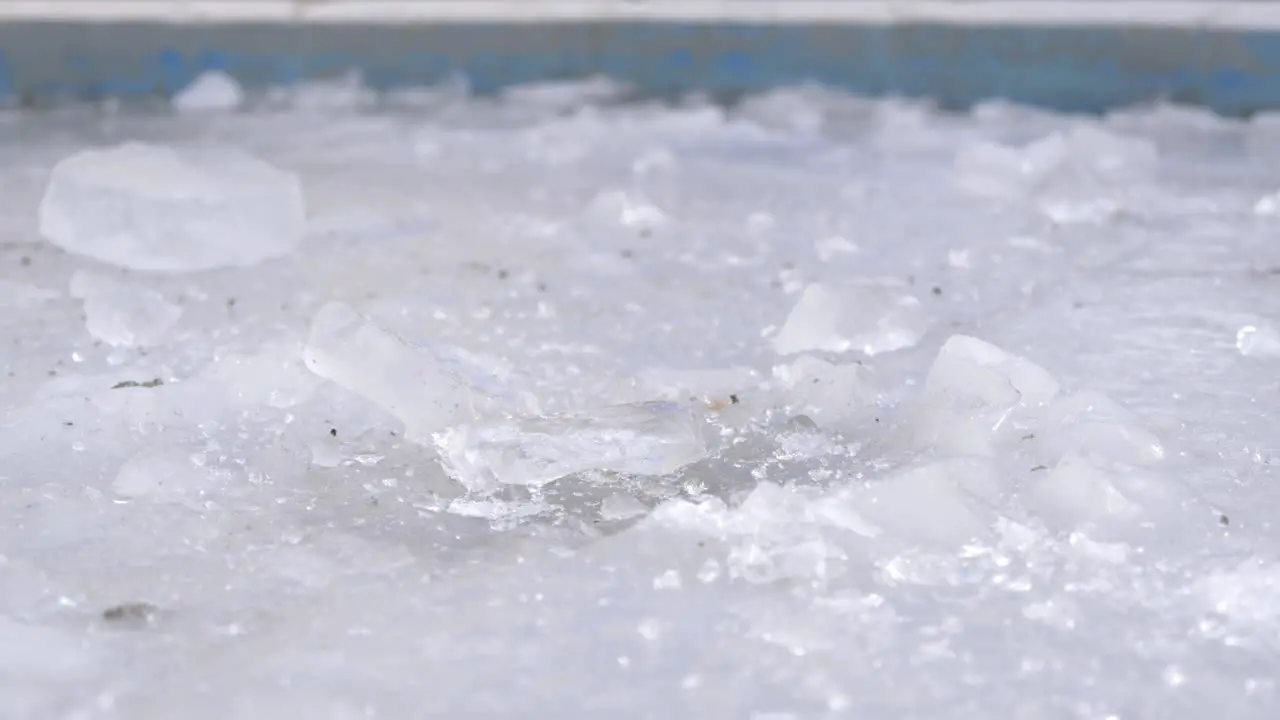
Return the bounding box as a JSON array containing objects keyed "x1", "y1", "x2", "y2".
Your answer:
[
  {"x1": 0, "y1": 81, "x2": 1276, "y2": 719},
  {"x1": 172, "y1": 70, "x2": 245, "y2": 113},
  {"x1": 773, "y1": 282, "x2": 927, "y2": 356},
  {"x1": 434, "y1": 401, "x2": 707, "y2": 492},
  {"x1": 112, "y1": 448, "x2": 222, "y2": 503},
  {"x1": 39, "y1": 142, "x2": 304, "y2": 272},
  {"x1": 0, "y1": 279, "x2": 57, "y2": 307},
  {"x1": 69, "y1": 270, "x2": 182, "y2": 347}
]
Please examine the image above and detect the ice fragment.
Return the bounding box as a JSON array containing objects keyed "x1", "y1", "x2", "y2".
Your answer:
[
  {"x1": 910, "y1": 335, "x2": 1059, "y2": 456},
  {"x1": 172, "y1": 70, "x2": 244, "y2": 113},
  {"x1": 1237, "y1": 324, "x2": 1280, "y2": 357},
  {"x1": 302, "y1": 302, "x2": 493, "y2": 442},
  {"x1": 39, "y1": 143, "x2": 304, "y2": 272},
  {"x1": 433, "y1": 401, "x2": 707, "y2": 492},
  {"x1": 774, "y1": 282, "x2": 926, "y2": 356},
  {"x1": 69, "y1": 271, "x2": 181, "y2": 348},
  {"x1": 1026, "y1": 454, "x2": 1142, "y2": 531},
  {"x1": 850, "y1": 459, "x2": 998, "y2": 547},
  {"x1": 772, "y1": 355, "x2": 877, "y2": 426}
]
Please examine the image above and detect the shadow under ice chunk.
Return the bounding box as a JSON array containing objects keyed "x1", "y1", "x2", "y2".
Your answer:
[
  {"x1": 39, "y1": 142, "x2": 304, "y2": 272},
  {"x1": 69, "y1": 271, "x2": 181, "y2": 348},
  {"x1": 773, "y1": 282, "x2": 926, "y2": 357},
  {"x1": 433, "y1": 401, "x2": 707, "y2": 493}
]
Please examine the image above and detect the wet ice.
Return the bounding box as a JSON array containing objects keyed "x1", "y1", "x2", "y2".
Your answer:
[
  {"x1": 39, "y1": 142, "x2": 304, "y2": 272},
  {"x1": 0, "y1": 78, "x2": 1274, "y2": 719}
]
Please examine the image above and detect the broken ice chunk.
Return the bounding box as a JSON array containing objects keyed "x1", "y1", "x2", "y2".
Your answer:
[
  {"x1": 433, "y1": 401, "x2": 707, "y2": 492},
  {"x1": 1026, "y1": 454, "x2": 1142, "y2": 532},
  {"x1": 1039, "y1": 390, "x2": 1165, "y2": 467},
  {"x1": 924, "y1": 335, "x2": 1059, "y2": 406},
  {"x1": 69, "y1": 271, "x2": 181, "y2": 348},
  {"x1": 772, "y1": 355, "x2": 877, "y2": 426},
  {"x1": 39, "y1": 143, "x2": 304, "y2": 272},
  {"x1": 850, "y1": 458, "x2": 998, "y2": 547},
  {"x1": 1236, "y1": 324, "x2": 1280, "y2": 357},
  {"x1": 172, "y1": 70, "x2": 244, "y2": 113},
  {"x1": 302, "y1": 302, "x2": 491, "y2": 442},
  {"x1": 954, "y1": 126, "x2": 1155, "y2": 203},
  {"x1": 813, "y1": 236, "x2": 859, "y2": 261},
  {"x1": 909, "y1": 335, "x2": 1059, "y2": 456},
  {"x1": 953, "y1": 134, "x2": 1069, "y2": 200},
  {"x1": 773, "y1": 282, "x2": 926, "y2": 357}
]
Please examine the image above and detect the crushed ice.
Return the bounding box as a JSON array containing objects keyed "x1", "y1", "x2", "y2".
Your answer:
[{"x1": 0, "y1": 78, "x2": 1269, "y2": 716}]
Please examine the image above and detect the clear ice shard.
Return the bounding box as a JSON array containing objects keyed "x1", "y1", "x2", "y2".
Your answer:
[
  {"x1": 433, "y1": 401, "x2": 708, "y2": 492},
  {"x1": 909, "y1": 335, "x2": 1060, "y2": 456},
  {"x1": 303, "y1": 302, "x2": 516, "y2": 443},
  {"x1": 69, "y1": 271, "x2": 181, "y2": 348},
  {"x1": 773, "y1": 282, "x2": 926, "y2": 357},
  {"x1": 39, "y1": 142, "x2": 304, "y2": 272},
  {"x1": 172, "y1": 70, "x2": 245, "y2": 113}
]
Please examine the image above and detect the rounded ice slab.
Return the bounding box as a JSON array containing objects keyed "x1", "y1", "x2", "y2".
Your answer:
[{"x1": 39, "y1": 143, "x2": 304, "y2": 272}]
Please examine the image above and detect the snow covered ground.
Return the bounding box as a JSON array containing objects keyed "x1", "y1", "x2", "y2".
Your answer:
[{"x1": 3, "y1": 74, "x2": 1280, "y2": 718}]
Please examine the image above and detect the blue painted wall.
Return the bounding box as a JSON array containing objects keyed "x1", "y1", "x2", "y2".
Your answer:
[{"x1": 1, "y1": 21, "x2": 1278, "y2": 114}]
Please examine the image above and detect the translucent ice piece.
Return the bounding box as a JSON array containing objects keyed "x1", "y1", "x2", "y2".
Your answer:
[
  {"x1": 434, "y1": 401, "x2": 707, "y2": 492},
  {"x1": 772, "y1": 355, "x2": 877, "y2": 426},
  {"x1": 953, "y1": 134, "x2": 1069, "y2": 200},
  {"x1": 1039, "y1": 390, "x2": 1165, "y2": 467},
  {"x1": 1237, "y1": 324, "x2": 1280, "y2": 357},
  {"x1": 39, "y1": 143, "x2": 304, "y2": 272},
  {"x1": 910, "y1": 335, "x2": 1059, "y2": 456},
  {"x1": 954, "y1": 126, "x2": 1156, "y2": 202},
  {"x1": 303, "y1": 302, "x2": 488, "y2": 442},
  {"x1": 172, "y1": 70, "x2": 244, "y2": 113},
  {"x1": 69, "y1": 271, "x2": 181, "y2": 348},
  {"x1": 773, "y1": 282, "x2": 926, "y2": 357},
  {"x1": 850, "y1": 458, "x2": 999, "y2": 547},
  {"x1": 1026, "y1": 454, "x2": 1142, "y2": 532},
  {"x1": 924, "y1": 335, "x2": 1060, "y2": 407}
]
